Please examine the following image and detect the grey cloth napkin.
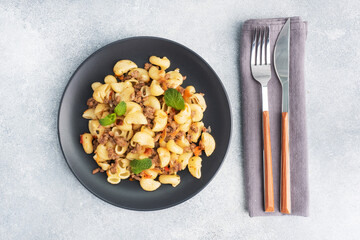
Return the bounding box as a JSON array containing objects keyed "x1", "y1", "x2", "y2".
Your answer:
[{"x1": 240, "y1": 17, "x2": 309, "y2": 217}]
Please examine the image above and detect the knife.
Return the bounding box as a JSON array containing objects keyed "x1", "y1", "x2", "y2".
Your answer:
[{"x1": 274, "y1": 18, "x2": 291, "y2": 214}]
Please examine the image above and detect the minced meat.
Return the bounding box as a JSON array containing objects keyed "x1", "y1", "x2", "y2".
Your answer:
[
  {"x1": 114, "y1": 136, "x2": 127, "y2": 147},
  {"x1": 87, "y1": 97, "x2": 98, "y2": 108},
  {"x1": 143, "y1": 106, "x2": 155, "y2": 119}
]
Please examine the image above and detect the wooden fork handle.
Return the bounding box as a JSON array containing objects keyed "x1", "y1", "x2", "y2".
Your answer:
[
  {"x1": 263, "y1": 111, "x2": 274, "y2": 212},
  {"x1": 280, "y1": 112, "x2": 291, "y2": 214}
]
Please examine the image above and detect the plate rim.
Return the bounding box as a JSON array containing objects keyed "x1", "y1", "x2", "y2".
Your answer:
[{"x1": 57, "y1": 36, "x2": 233, "y2": 211}]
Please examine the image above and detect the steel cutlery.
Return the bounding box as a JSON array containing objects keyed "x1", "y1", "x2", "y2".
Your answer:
[
  {"x1": 274, "y1": 18, "x2": 291, "y2": 214},
  {"x1": 250, "y1": 26, "x2": 275, "y2": 212}
]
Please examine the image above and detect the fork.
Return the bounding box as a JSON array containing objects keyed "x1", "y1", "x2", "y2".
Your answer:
[{"x1": 250, "y1": 26, "x2": 275, "y2": 212}]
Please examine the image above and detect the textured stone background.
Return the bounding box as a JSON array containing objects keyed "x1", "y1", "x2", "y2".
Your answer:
[{"x1": 1, "y1": 1, "x2": 359, "y2": 239}]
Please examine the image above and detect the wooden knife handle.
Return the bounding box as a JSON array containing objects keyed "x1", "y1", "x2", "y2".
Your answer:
[
  {"x1": 263, "y1": 111, "x2": 274, "y2": 212},
  {"x1": 280, "y1": 112, "x2": 291, "y2": 214}
]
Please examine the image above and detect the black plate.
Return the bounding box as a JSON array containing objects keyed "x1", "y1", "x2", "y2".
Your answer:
[{"x1": 58, "y1": 36, "x2": 232, "y2": 210}]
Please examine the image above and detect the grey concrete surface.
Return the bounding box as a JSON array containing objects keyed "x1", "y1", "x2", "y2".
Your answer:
[{"x1": 1, "y1": 1, "x2": 359, "y2": 239}]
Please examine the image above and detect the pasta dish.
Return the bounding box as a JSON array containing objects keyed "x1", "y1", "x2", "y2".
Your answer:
[{"x1": 80, "y1": 56, "x2": 215, "y2": 191}]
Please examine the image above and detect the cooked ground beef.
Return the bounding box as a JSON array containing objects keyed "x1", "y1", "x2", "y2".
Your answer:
[
  {"x1": 92, "y1": 139, "x2": 99, "y2": 150},
  {"x1": 164, "y1": 122, "x2": 177, "y2": 141},
  {"x1": 108, "y1": 92, "x2": 118, "y2": 108},
  {"x1": 108, "y1": 136, "x2": 116, "y2": 145},
  {"x1": 165, "y1": 127, "x2": 173, "y2": 135},
  {"x1": 152, "y1": 154, "x2": 160, "y2": 167},
  {"x1": 110, "y1": 163, "x2": 116, "y2": 174},
  {"x1": 190, "y1": 124, "x2": 198, "y2": 133},
  {"x1": 174, "y1": 131, "x2": 185, "y2": 140},
  {"x1": 114, "y1": 136, "x2": 127, "y2": 147},
  {"x1": 143, "y1": 106, "x2": 155, "y2": 119},
  {"x1": 169, "y1": 161, "x2": 182, "y2": 174},
  {"x1": 170, "y1": 121, "x2": 178, "y2": 131},
  {"x1": 186, "y1": 134, "x2": 192, "y2": 142},
  {"x1": 87, "y1": 97, "x2": 98, "y2": 108},
  {"x1": 92, "y1": 168, "x2": 100, "y2": 174},
  {"x1": 134, "y1": 91, "x2": 142, "y2": 103},
  {"x1": 98, "y1": 131, "x2": 110, "y2": 145},
  {"x1": 131, "y1": 174, "x2": 141, "y2": 181},
  {"x1": 166, "y1": 121, "x2": 178, "y2": 135},
  {"x1": 144, "y1": 63, "x2": 152, "y2": 71},
  {"x1": 165, "y1": 134, "x2": 175, "y2": 142},
  {"x1": 107, "y1": 147, "x2": 117, "y2": 160},
  {"x1": 130, "y1": 70, "x2": 140, "y2": 79},
  {"x1": 146, "y1": 118, "x2": 154, "y2": 129},
  {"x1": 168, "y1": 109, "x2": 176, "y2": 121},
  {"x1": 124, "y1": 74, "x2": 132, "y2": 80},
  {"x1": 134, "y1": 82, "x2": 145, "y2": 91}
]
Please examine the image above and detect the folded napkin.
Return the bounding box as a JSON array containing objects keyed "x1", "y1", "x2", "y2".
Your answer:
[{"x1": 240, "y1": 17, "x2": 309, "y2": 217}]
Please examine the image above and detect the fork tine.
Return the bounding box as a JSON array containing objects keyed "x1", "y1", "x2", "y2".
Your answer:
[
  {"x1": 266, "y1": 26, "x2": 270, "y2": 65},
  {"x1": 261, "y1": 27, "x2": 266, "y2": 65},
  {"x1": 251, "y1": 28, "x2": 257, "y2": 65},
  {"x1": 256, "y1": 27, "x2": 261, "y2": 65}
]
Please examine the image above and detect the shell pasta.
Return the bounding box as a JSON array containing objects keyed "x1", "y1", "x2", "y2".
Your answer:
[{"x1": 80, "y1": 56, "x2": 215, "y2": 191}]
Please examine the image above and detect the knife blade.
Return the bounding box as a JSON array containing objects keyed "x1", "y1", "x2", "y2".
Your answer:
[{"x1": 274, "y1": 18, "x2": 291, "y2": 214}]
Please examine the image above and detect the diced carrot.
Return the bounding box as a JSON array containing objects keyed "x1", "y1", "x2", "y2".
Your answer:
[
  {"x1": 183, "y1": 88, "x2": 192, "y2": 102},
  {"x1": 159, "y1": 129, "x2": 167, "y2": 144},
  {"x1": 144, "y1": 148, "x2": 152, "y2": 156},
  {"x1": 164, "y1": 166, "x2": 169, "y2": 171},
  {"x1": 193, "y1": 146, "x2": 202, "y2": 157},
  {"x1": 143, "y1": 172, "x2": 152, "y2": 179}
]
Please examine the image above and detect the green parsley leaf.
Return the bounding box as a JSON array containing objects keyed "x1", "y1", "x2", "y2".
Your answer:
[
  {"x1": 114, "y1": 101, "x2": 127, "y2": 116},
  {"x1": 130, "y1": 158, "x2": 152, "y2": 174},
  {"x1": 99, "y1": 113, "x2": 116, "y2": 126},
  {"x1": 164, "y1": 88, "x2": 185, "y2": 110}
]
